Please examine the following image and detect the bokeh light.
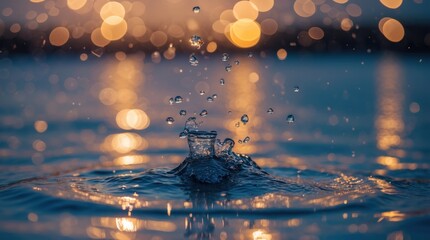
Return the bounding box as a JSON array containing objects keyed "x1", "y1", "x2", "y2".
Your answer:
[
  {"x1": 380, "y1": 18, "x2": 405, "y2": 42},
  {"x1": 49, "y1": 27, "x2": 70, "y2": 46}
]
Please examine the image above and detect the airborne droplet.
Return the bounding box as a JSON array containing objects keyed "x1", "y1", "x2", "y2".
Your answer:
[
  {"x1": 220, "y1": 78, "x2": 225, "y2": 85},
  {"x1": 166, "y1": 117, "x2": 175, "y2": 124},
  {"x1": 240, "y1": 114, "x2": 249, "y2": 125},
  {"x1": 192, "y1": 6, "x2": 200, "y2": 13},
  {"x1": 212, "y1": 94, "x2": 217, "y2": 99},
  {"x1": 199, "y1": 109, "x2": 208, "y2": 117},
  {"x1": 234, "y1": 60, "x2": 240, "y2": 65},
  {"x1": 189, "y1": 53, "x2": 199, "y2": 66},
  {"x1": 294, "y1": 86, "x2": 300, "y2": 93},
  {"x1": 207, "y1": 97, "x2": 213, "y2": 102},
  {"x1": 168, "y1": 98, "x2": 174, "y2": 105},
  {"x1": 286, "y1": 114, "x2": 295, "y2": 123},
  {"x1": 175, "y1": 96, "x2": 183, "y2": 103},
  {"x1": 179, "y1": 109, "x2": 187, "y2": 116},
  {"x1": 225, "y1": 64, "x2": 232, "y2": 72},
  {"x1": 221, "y1": 53, "x2": 229, "y2": 62},
  {"x1": 199, "y1": 90, "x2": 205, "y2": 95},
  {"x1": 267, "y1": 108, "x2": 274, "y2": 114},
  {"x1": 243, "y1": 136, "x2": 250, "y2": 143}
]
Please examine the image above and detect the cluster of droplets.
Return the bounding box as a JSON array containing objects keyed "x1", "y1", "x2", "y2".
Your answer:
[
  {"x1": 168, "y1": 96, "x2": 183, "y2": 105},
  {"x1": 206, "y1": 94, "x2": 217, "y2": 103}
]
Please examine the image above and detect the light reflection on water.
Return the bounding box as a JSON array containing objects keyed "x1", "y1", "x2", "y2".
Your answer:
[{"x1": 0, "y1": 53, "x2": 429, "y2": 239}]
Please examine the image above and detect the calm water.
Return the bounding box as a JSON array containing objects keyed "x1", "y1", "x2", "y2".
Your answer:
[{"x1": 0, "y1": 53, "x2": 429, "y2": 239}]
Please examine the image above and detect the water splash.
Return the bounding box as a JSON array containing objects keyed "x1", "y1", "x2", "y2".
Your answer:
[{"x1": 170, "y1": 129, "x2": 263, "y2": 184}]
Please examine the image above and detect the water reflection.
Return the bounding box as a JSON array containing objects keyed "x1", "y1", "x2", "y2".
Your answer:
[
  {"x1": 375, "y1": 57, "x2": 404, "y2": 152},
  {"x1": 98, "y1": 57, "x2": 150, "y2": 157},
  {"x1": 225, "y1": 57, "x2": 262, "y2": 154}
]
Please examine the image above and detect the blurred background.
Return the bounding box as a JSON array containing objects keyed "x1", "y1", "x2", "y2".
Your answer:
[
  {"x1": 0, "y1": 0, "x2": 429, "y2": 55},
  {"x1": 0, "y1": 1, "x2": 430, "y2": 239}
]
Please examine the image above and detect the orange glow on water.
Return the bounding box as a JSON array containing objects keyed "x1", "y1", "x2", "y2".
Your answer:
[
  {"x1": 116, "y1": 109, "x2": 150, "y2": 130},
  {"x1": 375, "y1": 58, "x2": 404, "y2": 151}
]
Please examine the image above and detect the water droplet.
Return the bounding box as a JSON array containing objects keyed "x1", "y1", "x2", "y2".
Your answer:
[
  {"x1": 352, "y1": 151, "x2": 356, "y2": 158},
  {"x1": 240, "y1": 114, "x2": 249, "y2": 125},
  {"x1": 199, "y1": 90, "x2": 205, "y2": 95},
  {"x1": 212, "y1": 94, "x2": 217, "y2": 99},
  {"x1": 235, "y1": 122, "x2": 240, "y2": 128},
  {"x1": 166, "y1": 117, "x2": 175, "y2": 124},
  {"x1": 221, "y1": 53, "x2": 229, "y2": 62},
  {"x1": 294, "y1": 86, "x2": 300, "y2": 93},
  {"x1": 189, "y1": 35, "x2": 204, "y2": 49},
  {"x1": 189, "y1": 53, "x2": 199, "y2": 66},
  {"x1": 234, "y1": 60, "x2": 240, "y2": 65},
  {"x1": 200, "y1": 109, "x2": 208, "y2": 117},
  {"x1": 286, "y1": 114, "x2": 295, "y2": 123},
  {"x1": 243, "y1": 136, "x2": 250, "y2": 143},
  {"x1": 238, "y1": 140, "x2": 243, "y2": 144},
  {"x1": 192, "y1": 6, "x2": 200, "y2": 13},
  {"x1": 179, "y1": 109, "x2": 187, "y2": 116},
  {"x1": 220, "y1": 78, "x2": 225, "y2": 85},
  {"x1": 225, "y1": 64, "x2": 232, "y2": 72},
  {"x1": 248, "y1": 52, "x2": 253, "y2": 58},
  {"x1": 174, "y1": 96, "x2": 183, "y2": 103},
  {"x1": 207, "y1": 97, "x2": 213, "y2": 102},
  {"x1": 168, "y1": 97, "x2": 174, "y2": 105},
  {"x1": 267, "y1": 108, "x2": 274, "y2": 114}
]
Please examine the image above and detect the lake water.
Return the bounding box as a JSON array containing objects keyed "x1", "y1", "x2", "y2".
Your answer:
[{"x1": 0, "y1": 52, "x2": 429, "y2": 239}]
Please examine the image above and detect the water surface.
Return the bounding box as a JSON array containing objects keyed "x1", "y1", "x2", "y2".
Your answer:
[{"x1": 0, "y1": 53, "x2": 429, "y2": 239}]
